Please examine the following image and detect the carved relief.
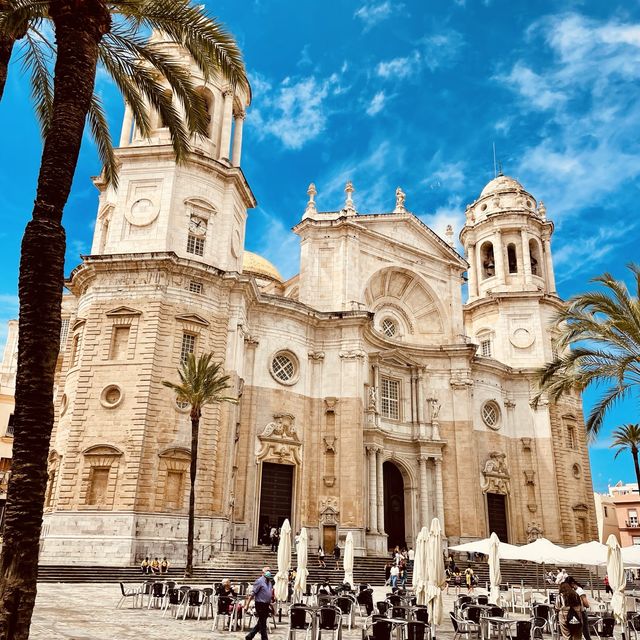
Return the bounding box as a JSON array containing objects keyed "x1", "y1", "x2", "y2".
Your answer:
[
  {"x1": 450, "y1": 370, "x2": 473, "y2": 389},
  {"x1": 323, "y1": 437, "x2": 336, "y2": 453},
  {"x1": 319, "y1": 497, "x2": 339, "y2": 524},
  {"x1": 256, "y1": 413, "x2": 301, "y2": 465},
  {"x1": 526, "y1": 522, "x2": 543, "y2": 542},
  {"x1": 481, "y1": 451, "x2": 510, "y2": 494}
]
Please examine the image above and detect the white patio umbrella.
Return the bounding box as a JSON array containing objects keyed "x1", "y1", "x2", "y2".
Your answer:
[
  {"x1": 426, "y1": 518, "x2": 445, "y2": 636},
  {"x1": 412, "y1": 527, "x2": 428, "y2": 605},
  {"x1": 293, "y1": 527, "x2": 308, "y2": 602},
  {"x1": 606, "y1": 534, "x2": 626, "y2": 626},
  {"x1": 449, "y1": 538, "x2": 521, "y2": 559},
  {"x1": 561, "y1": 541, "x2": 608, "y2": 567},
  {"x1": 343, "y1": 531, "x2": 354, "y2": 588},
  {"x1": 512, "y1": 538, "x2": 567, "y2": 564},
  {"x1": 622, "y1": 545, "x2": 640, "y2": 568},
  {"x1": 488, "y1": 532, "x2": 501, "y2": 604},
  {"x1": 274, "y1": 519, "x2": 292, "y2": 602}
]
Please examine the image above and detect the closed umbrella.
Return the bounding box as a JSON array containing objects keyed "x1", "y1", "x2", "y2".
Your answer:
[
  {"x1": 606, "y1": 534, "x2": 626, "y2": 627},
  {"x1": 293, "y1": 527, "x2": 308, "y2": 602},
  {"x1": 412, "y1": 527, "x2": 428, "y2": 605},
  {"x1": 343, "y1": 531, "x2": 354, "y2": 588},
  {"x1": 274, "y1": 519, "x2": 292, "y2": 602},
  {"x1": 488, "y1": 532, "x2": 501, "y2": 604},
  {"x1": 426, "y1": 518, "x2": 445, "y2": 636}
]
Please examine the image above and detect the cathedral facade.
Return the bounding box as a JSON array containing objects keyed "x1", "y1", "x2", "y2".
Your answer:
[{"x1": 27, "y1": 56, "x2": 596, "y2": 565}]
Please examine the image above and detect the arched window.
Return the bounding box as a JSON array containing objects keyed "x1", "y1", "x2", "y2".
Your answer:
[
  {"x1": 507, "y1": 243, "x2": 518, "y2": 274},
  {"x1": 529, "y1": 239, "x2": 542, "y2": 276},
  {"x1": 480, "y1": 241, "x2": 495, "y2": 279},
  {"x1": 196, "y1": 87, "x2": 215, "y2": 139}
]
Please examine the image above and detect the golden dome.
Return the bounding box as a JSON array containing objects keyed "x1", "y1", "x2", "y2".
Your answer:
[{"x1": 242, "y1": 251, "x2": 283, "y2": 282}]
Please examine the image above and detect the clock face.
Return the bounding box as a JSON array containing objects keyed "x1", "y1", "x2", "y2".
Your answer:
[
  {"x1": 189, "y1": 216, "x2": 207, "y2": 236},
  {"x1": 126, "y1": 198, "x2": 159, "y2": 226}
]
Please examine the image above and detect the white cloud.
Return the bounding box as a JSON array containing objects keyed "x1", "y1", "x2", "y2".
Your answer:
[
  {"x1": 250, "y1": 207, "x2": 300, "y2": 280},
  {"x1": 376, "y1": 30, "x2": 464, "y2": 80},
  {"x1": 426, "y1": 161, "x2": 466, "y2": 192},
  {"x1": 354, "y1": 2, "x2": 399, "y2": 30},
  {"x1": 499, "y1": 62, "x2": 566, "y2": 110},
  {"x1": 419, "y1": 196, "x2": 465, "y2": 249},
  {"x1": 366, "y1": 91, "x2": 386, "y2": 116}
]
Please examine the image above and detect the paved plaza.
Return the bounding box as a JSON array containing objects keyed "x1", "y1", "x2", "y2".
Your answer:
[{"x1": 30, "y1": 583, "x2": 472, "y2": 640}]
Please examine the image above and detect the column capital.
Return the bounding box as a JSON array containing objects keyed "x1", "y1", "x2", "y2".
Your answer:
[
  {"x1": 434, "y1": 457, "x2": 443, "y2": 467},
  {"x1": 366, "y1": 445, "x2": 377, "y2": 456},
  {"x1": 222, "y1": 87, "x2": 234, "y2": 98},
  {"x1": 234, "y1": 110, "x2": 246, "y2": 120},
  {"x1": 417, "y1": 455, "x2": 429, "y2": 465}
]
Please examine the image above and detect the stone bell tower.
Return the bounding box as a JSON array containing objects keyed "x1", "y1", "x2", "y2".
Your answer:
[
  {"x1": 90, "y1": 35, "x2": 255, "y2": 272},
  {"x1": 460, "y1": 174, "x2": 560, "y2": 368}
]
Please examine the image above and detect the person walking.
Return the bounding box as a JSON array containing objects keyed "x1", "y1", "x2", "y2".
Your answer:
[
  {"x1": 333, "y1": 544, "x2": 341, "y2": 570},
  {"x1": 245, "y1": 566, "x2": 274, "y2": 640},
  {"x1": 604, "y1": 575, "x2": 613, "y2": 595},
  {"x1": 566, "y1": 577, "x2": 592, "y2": 640},
  {"x1": 318, "y1": 545, "x2": 327, "y2": 568},
  {"x1": 556, "y1": 579, "x2": 583, "y2": 640}
]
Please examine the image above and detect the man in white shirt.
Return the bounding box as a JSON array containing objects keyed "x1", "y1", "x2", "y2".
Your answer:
[
  {"x1": 555, "y1": 568, "x2": 568, "y2": 584},
  {"x1": 408, "y1": 547, "x2": 415, "y2": 568},
  {"x1": 390, "y1": 564, "x2": 400, "y2": 589}
]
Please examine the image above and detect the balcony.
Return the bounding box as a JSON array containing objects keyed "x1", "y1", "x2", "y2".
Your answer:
[{"x1": 625, "y1": 520, "x2": 640, "y2": 529}]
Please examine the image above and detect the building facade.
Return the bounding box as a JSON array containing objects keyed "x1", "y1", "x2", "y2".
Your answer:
[
  {"x1": 0, "y1": 48, "x2": 597, "y2": 564},
  {"x1": 594, "y1": 482, "x2": 640, "y2": 545}
]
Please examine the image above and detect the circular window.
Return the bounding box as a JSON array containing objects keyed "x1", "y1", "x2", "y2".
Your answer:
[
  {"x1": 60, "y1": 393, "x2": 68, "y2": 416},
  {"x1": 175, "y1": 398, "x2": 190, "y2": 412},
  {"x1": 381, "y1": 318, "x2": 397, "y2": 338},
  {"x1": 481, "y1": 401, "x2": 501, "y2": 429},
  {"x1": 270, "y1": 351, "x2": 299, "y2": 385},
  {"x1": 100, "y1": 384, "x2": 123, "y2": 409}
]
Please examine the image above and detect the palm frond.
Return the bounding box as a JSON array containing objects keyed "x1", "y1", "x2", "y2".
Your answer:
[
  {"x1": 87, "y1": 94, "x2": 118, "y2": 188},
  {"x1": 19, "y1": 32, "x2": 53, "y2": 136}
]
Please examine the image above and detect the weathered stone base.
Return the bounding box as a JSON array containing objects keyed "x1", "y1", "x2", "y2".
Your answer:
[
  {"x1": 40, "y1": 511, "x2": 230, "y2": 566},
  {"x1": 366, "y1": 532, "x2": 388, "y2": 556}
]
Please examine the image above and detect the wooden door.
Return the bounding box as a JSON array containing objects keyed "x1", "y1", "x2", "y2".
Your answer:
[
  {"x1": 323, "y1": 525, "x2": 336, "y2": 554},
  {"x1": 487, "y1": 493, "x2": 509, "y2": 542}
]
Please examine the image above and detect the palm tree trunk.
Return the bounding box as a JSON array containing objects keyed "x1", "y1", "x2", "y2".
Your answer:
[
  {"x1": 632, "y1": 447, "x2": 640, "y2": 493},
  {"x1": 185, "y1": 414, "x2": 200, "y2": 578},
  {"x1": 0, "y1": 34, "x2": 14, "y2": 101},
  {"x1": 0, "y1": 2, "x2": 109, "y2": 638}
]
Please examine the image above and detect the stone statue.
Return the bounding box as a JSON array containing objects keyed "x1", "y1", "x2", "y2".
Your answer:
[
  {"x1": 368, "y1": 386, "x2": 378, "y2": 410},
  {"x1": 394, "y1": 187, "x2": 406, "y2": 212},
  {"x1": 538, "y1": 201, "x2": 546, "y2": 219}
]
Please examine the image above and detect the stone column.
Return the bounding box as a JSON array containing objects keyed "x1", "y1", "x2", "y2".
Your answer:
[
  {"x1": 467, "y1": 244, "x2": 478, "y2": 299},
  {"x1": 367, "y1": 446, "x2": 378, "y2": 533},
  {"x1": 218, "y1": 89, "x2": 234, "y2": 162},
  {"x1": 231, "y1": 111, "x2": 245, "y2": 167},
  {"x1": 376, "y1": 448, "x2": 385, "y2": 534},
  {"x1": 119, "y1": 104, "x2": 133, "y2": 147},
  {"x1": 416, "y1": 368, "x2": 425, "y2": 425},
  {"x1": 521, "y1": 229, "x2": 532, "y2": 283},
  {"x1": 543, "y1": 238, "x2": 557, "y2": 294},
  {"x1": 418, "y1": 456, "x2": 429, "y2": 527},
  {"x1": 434, "y1": 458, "x2": 445, "y2": 534},
  {"x1": 494, "y1": 230, "x2": 505, "y2": 285}
]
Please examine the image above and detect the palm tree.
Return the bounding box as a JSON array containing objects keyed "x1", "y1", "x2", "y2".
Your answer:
[
  {"x1": 610, "y1": 424, "x2": 640, "y2": 491},
  {"x1": 163, "y1": 353, "x2": 237, "y2": 577},
  {"x1": 535, "y1": 263, "x2": 640, "y2": 439},
  {"x1": 0, "y1": 2, "x2": 247, "y2": 636}
]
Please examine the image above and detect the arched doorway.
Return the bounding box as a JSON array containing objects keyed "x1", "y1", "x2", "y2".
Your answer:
[{"x1": 383, "y1": 461, "x2": 406, "y2": 550}]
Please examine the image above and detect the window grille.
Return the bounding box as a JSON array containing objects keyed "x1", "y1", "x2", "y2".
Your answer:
[
  {"x1": 60, "y1": 318, "x2": 70, "y2": 348},
  {"x1": 480, "y1": 339, "x2": 492, "y2": 357},
  {"x1": 481, "y1": 402, "x2": 500, "y2": 428},
  {"x1": 71, "y1": 333, "x2": 82, "y2": 367},
  {"x1": 189, "y1": 281, "x2": 203, "y2": 294},
  {"x1": 272, "y1": 353, "x2": 295, "y2": 382},
  {"x1": 380, "y1": 377, "x2": 400, "y2": 420},
  {"x1": 567, "y1": 425, "x2": 577, "y2": 449},
  {"x1": 180, "y1": 333, "x2": 196, "y2": 363},
  {"x1": 186, "y1": 234, "x2": 205, "y2": 256},
  {"x1": 381, "y1": 318, "x2": 397, "y2": 338},
  {"x1": 630, "y1": 510, "x2": 639, "y2": 527},
  {"x1": 6, "y1": 413, "x2": 14, "y2": 437}
]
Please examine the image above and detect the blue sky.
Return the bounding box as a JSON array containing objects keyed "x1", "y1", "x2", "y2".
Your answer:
[{"x1": 0, "y1": 0, "x2": 639, "y2": 491}]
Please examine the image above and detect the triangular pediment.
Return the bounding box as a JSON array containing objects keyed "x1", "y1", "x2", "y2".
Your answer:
[
  {"x1": 356, "y1": 213, "x2": 467, "y2": 268},
  {"x1": 175, "y1": 313, "x2": 209, "y2": 326},
  {"x1": 106, "y1": 306, "x2": 142, "y2": 317},
  {"x1": 370, "y1": 348, "x2": 424, "y2": 368}
]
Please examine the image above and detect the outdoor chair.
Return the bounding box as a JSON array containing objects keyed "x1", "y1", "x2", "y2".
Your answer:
[
  {"x1": 592, "y1": 617, "x2": 615, "y2": 640},
  {"x1": 507, "y1": 620, "x2": 531, "y2": 640},
  {"x1": 148, "y1": 581, "x2": 166, "y2": 609},
  {"x1": 407, "y1": 620, "x2": 429, "y2": 640},
  {"x1": 239, "y1": 581, "x2": 249, "y2": 595},
  {"x1": 287, "y1": 604, "x2": 314, "y2": 640},
  {"x1": 530, "y1": 593, "x2": 546, "y2": 605},
  {"x1": 357, "y1": 591, "x2": 373, "y2": 617},
  {"x1": 377, "y1": 601, "x2": 391, "y2": 617},
  {"x1": 628, "y1": 613, "x2": 640, "y2": 640},
  {"x1": 530, "y1": 616, "x2": 546, "y2": 640},
  {"x1": 212, "y1": 595, "x2": 234, "y2": 630},
  {"x1": 450, "y1": 612, "x2": 480, "y2": 640},
  {"x1": 139, "y1": 580, "x2": 155, "y2": 608},
  {"x1": 488, "y1": 606, "x2": 505, "y2": 617},
  {"x1": 363, "y1": 618, "x2": 393, "y2": 640},
  {"x1": 463, "y1": 606, "x2": 483, "y2": 625},
  {"x1": 180, "y1": 588, "x2": 204, "y2": 620},
  {"x1": 387, "y1": 594, "x2": 402, "y2": 606},
  {"x1": 317, "y1": 605, "x2": 342, "y2": 640},
  {"x1": 161, "y1": 587, "x2": 184, "y2": 618},
  {"x1": 413, "y1": 606, "x2": 429, "y2": 625},
  {"x1": 116, "y1": 582, "x2": 139, "y2": 609},
  {"x1": 198, "y1": 587, "x2": 214, "y2": 621},
  {"x1": 335, "y1": 596, "x2": 354, "y2": 629},
  {"x1": 498, "y1": 591, "x2": 513, "y2": 612},
  {"x1": 477, "y1": 596, "x2": 489, "y2": 606},
  {"x1": 513, "y1": 590, "x2": 532, "y2": 615},
  {"x1": 391, "y1": 605, "x2": 410, "y2": 620},
  {"x1": 318, "y1": 594, "x2": 335, "y2": 607},
  {"x1": 531, "y1": 605, "x2": 553, "y2": 632}
]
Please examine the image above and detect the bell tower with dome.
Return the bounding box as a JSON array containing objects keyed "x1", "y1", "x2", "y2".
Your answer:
[{"x1": 460, "y1": 174, "x2": 561, "y2": 368}]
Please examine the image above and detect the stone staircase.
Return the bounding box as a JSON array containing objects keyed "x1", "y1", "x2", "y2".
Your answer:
[{"x1": 37, "y1": 546, "x2": 610, "y2": 588}]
